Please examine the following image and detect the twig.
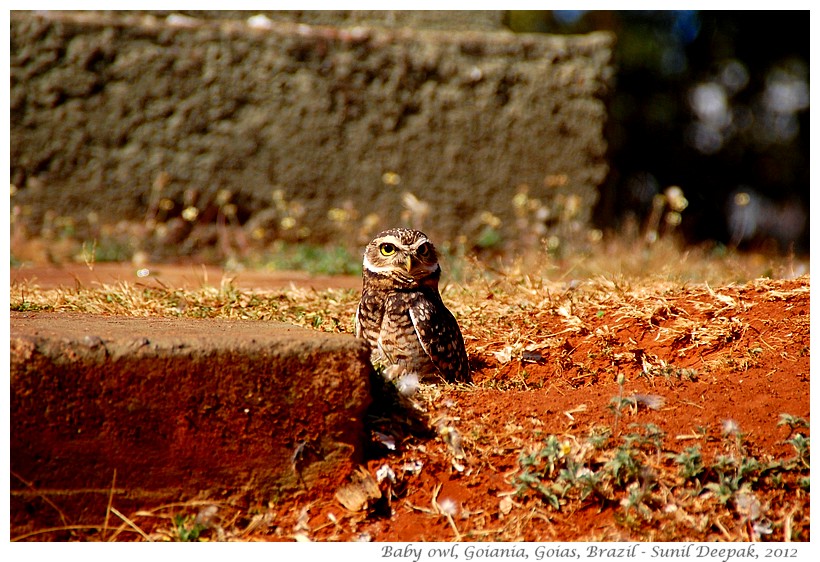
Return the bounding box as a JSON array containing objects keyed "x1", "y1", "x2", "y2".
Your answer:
[
  {"x1": 783, "y1": 508, "x2": 794, "y2": 542},
  {"x1": 432, "y1": 483, "x2": 463, "y2": 541},
  {"x1": 679, "y1": 400, "x2": 705, "y2": 410},
  {"x1": 444, "y1": 512, "x2": 463, "y2": 541},
  {"x1": 11, "y1": 471, "x2": 70, "y2": 528},
  {"x1": 675, "y1": 433, "x2": 704, "y2": 441},
  {"x1": 102, "y1": 469, "x2": 116, "y2": 541},
  {"x1": 713, "y1": 515, "x2": 733, "y2": 541},
  {"x1": 12, "y1": 524, "x2": 117, "y2": 542},
  {"x1": 431, "y1": 482, "x2": 443, "y2": 513},
  {"x1": 110, "y1": 506, "x2": 153, "y2": 542}
]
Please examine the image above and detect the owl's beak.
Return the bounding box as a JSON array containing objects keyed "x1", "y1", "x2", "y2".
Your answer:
[{"x1": 404, "y1": 255, "x2": 413, "y2": 273}]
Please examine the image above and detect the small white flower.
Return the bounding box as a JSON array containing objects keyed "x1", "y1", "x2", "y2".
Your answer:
[
  {"x1": 438, "y1": 498, "x2": 459, "y2": 516},
  {"x1": 634, "y1": 394, "x2": 665, "y2": 410},
  {"x1": 735, "y1": 490, "x2": 761, "y2": 523},
  {"x1": 722, "y1": 419, "x2": 741, "y2": 435}
]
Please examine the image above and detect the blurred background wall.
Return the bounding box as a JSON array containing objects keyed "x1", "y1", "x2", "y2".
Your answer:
[
  {"x1": 10, "y1": 10, "x2": 809, "y2": 266},
  {"x1": 10, "y1": 10, "x2": 613, "y2": 264}
]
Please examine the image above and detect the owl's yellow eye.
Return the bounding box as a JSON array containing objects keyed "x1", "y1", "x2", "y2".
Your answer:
[
  {"x1": 417, "y1": 243, "x2": 431, "y2": 257},
  {"x1": 379, "y1": 243, "x2": 397, "y2": 256}
]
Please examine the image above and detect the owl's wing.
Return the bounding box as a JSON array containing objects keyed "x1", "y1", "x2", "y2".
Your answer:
[{"x1": 408, "y1": 298, "x2": 471, "y2": 382}]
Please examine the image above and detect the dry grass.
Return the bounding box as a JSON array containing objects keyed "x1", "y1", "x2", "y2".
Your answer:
[
  {"x1": 10, "y1": 236, "x2": 807, "y2": 332},
  {"x1": 9, "y1": 241, "x2": 810, "y2": 542}
]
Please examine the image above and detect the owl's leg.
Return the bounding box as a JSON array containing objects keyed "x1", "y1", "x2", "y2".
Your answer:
[
  {"x1": 370, "y1": 339, "x2": 396, "y2": 379},
  {"x1": 375, "y1": 338, "x2": 421, "y2": 382},
  {"x1": 375, "y1": 336, "x2": 394, "y2": 365}
]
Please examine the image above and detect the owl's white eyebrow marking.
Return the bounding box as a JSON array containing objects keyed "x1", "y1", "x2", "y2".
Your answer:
[
  {"x1": 409, "y1": 238, "x2": 430, "y2": 250},
  {"x1": 363, "y1": 254, "x2": 402, "y2": 274},
  {"x1": 375, "y1": 234, "x2": 430, "y2": 250}
]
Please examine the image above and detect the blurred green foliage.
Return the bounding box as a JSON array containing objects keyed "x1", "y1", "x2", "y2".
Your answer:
[{"x1": 507, "y1": 11, "x2": 809, "y2": 254}]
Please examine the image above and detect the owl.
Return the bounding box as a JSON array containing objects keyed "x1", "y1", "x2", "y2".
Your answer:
[{"x1": 354, "y1": 228, "x2": 471, "y2": 383}]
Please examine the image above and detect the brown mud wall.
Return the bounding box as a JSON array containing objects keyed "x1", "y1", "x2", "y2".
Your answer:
[{"x1": 11, "y1": 10, "x2": 613, "y2": 252}]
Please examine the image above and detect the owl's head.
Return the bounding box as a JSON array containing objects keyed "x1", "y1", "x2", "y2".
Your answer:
[{"x1": 362, "y1": 228, "x2": 441, "y2": 288}]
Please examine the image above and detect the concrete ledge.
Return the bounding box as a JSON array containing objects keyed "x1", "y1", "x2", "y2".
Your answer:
[{"x1": 10, "y1": 312, "x2": 372, "y2": 526}]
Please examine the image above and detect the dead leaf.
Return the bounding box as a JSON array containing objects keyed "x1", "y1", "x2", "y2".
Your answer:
[
  {"x1": 335, "y1": 467, "x2": 381, "y2": 512},
  {"x1": 492, "y1": 346, "x2": 514, "y2": 364},
  {"x1": 499, "y1": 495, "x2": 514, "y2": 515}
]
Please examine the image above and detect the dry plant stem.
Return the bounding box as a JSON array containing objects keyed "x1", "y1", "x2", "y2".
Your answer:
[
  {"x1": 432, "y1": 483, "x2": 463, "y2": 541},
  {"x1": 11, "y1": 470, "x2": 70, "y2": 527},
  {"x1": 109, "y1": 507, "x2": 153, "y2": 542},
  {"x1": 783, "y1": 509, "x2": 794, "y2": 543},
  {"x1": 445, "y1": 512, "x2": 462, "y2": 541},
  {"x1": 102, "y1": 469, "x2": 116, "y2": 541},
  {"x1": 12, "y1": 524, "x2": 124, "y2": 542}
]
